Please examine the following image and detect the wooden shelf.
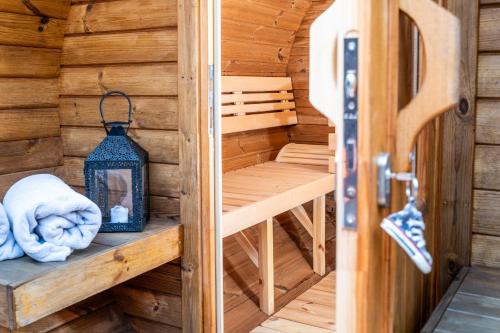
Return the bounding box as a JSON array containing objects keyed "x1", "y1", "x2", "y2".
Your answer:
[{"x1": 0, "y1": 218, "x2": 183, "y2": 330}]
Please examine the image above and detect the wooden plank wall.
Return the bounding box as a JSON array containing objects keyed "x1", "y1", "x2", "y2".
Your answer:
[
  {"x1": 0, "y1": 292, "x2": 133, "y2": 333},
  {"x1": 60, "y1": 1, "x2": 183, "y2": 332},
  {"x1": 60, "y1": 0, "x2": 179, "y2": 219},
  {"x1": 286, "y1": 0, "x2": 334, "y2": 145},
  {"x1": 0, "y1": 0, "x2": 69, "y2": 198},
  {"x1": 221, "y1": 0, "x2": 311, "y2": 77},
  {"x1": 436, "y1": 0, "x2": 478, "y2": 301},
  {"x1": 0, "y1": 3, "x2": 136, "y2": 331},
  {"x1": 221, "y1": 0, "x2": 312, "y2": 173},
  {"x1": 472, "y1": 0, "x2": 500, "y2": 268}
]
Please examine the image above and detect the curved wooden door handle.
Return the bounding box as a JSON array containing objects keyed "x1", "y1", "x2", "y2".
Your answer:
[{"x1": 396, "y1": 0, "x2": 460, "y2": 171}]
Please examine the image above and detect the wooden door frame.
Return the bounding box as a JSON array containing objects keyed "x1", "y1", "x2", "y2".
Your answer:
[{"x1": 178, "y1": 0, "x2": 216, "y2": 332}]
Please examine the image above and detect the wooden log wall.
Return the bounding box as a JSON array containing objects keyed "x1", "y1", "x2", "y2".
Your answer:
[
  {"x1": 472, "y1": 0, "x2": 500, "y2": 268},
  {"x1": 0, "y1": 0, "x2": 69, "y2": 199},
  {"x1": 221, "y1": 0, "x2": 312, "y2": 172},
  {"x1": 58, "y1": 1, "x2": 184, "y2": 332},
  {"x1": 0, "y1": 3, "x2": 135, "y2": 331},
  {"x1": 222, "y1": 0, "x2": 310, "y2": 77},
  {"x1": 60, "y1": 0, "x2": 179, "y2": 219},
  {"x1": 286, "y1": 0, "x2": 333, "y2": 145}
]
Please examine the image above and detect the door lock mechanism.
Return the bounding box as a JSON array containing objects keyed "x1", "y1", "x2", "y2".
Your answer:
[{"x1": 376, "y1": 153, "x2": 417, "y2": 208}]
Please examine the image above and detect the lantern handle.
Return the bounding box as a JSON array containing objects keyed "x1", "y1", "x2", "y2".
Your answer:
[{"x1": 99, "y1": 91, "x2": 133, "y2": 134}]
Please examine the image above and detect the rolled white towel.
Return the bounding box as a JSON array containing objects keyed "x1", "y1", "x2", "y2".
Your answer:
[
  {"x1": 0, "y1": 203, "x2": 23, "y2": 261},
  {"x1": 3, "y1": 174, "x2": 102, "y2": 262}
]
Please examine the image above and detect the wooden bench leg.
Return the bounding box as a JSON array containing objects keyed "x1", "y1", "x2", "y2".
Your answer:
[
  {"x1": 259, "y1": 217, "x2": 274, "y2": 315},
  {"x1": 313, "y1": 195, "x2": 326, "y2": 276}
]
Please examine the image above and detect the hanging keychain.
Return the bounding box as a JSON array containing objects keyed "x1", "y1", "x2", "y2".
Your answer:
[{"x1": 380, "y1": 172, "x2": 433, "y2": 274}]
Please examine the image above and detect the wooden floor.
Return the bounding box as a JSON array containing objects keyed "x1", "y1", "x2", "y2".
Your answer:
[
  {"x1": 251, "y1": 271, "x2": 335, "y2": 333},
  {"x1": 423, "y1": 266, "x2": 500, "y2": 332},
  {"x1": 223, "y1": 202, "x2": 336, "y2": 332}
]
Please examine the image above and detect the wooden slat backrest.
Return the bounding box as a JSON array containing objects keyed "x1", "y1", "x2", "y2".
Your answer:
[{"x1": 221, "y1": 76, "x2": 298, "y2": 134}]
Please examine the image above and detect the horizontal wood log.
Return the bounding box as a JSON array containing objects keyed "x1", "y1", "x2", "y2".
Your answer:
[
  {"x1": 129, "y1": 316, "x2": 182, "y2": 333},
  {"x1": 60, "y1": 64, "x2": 178, "y2": 96},
  {"x1": 222, "y1": 18, "x2": 295, "y2": 46},
  {"x1": 288, "y1": 124, "x2": 332, "y2": 144},
  {"x1": 127, "y1": 264, "x2": 182, "y2": 296},
  {"x1": 0, "y1": 12, "x2": 65, "y2": 48},
  {"x1": 297, "y1": 108, "x2": 328, "y2": 125},
  {"x1": 65, "y1": 0, "x2": 177, "y2": 34},
  {"x1": 252, "y1": 0, "x2": 312, "y2": 11},
  {"x1": 60, "y1": 96, "x2": 177, "y2": 130},
  {"x1": 222, "y1": 0, "x2": 305, "y2": 31},
  {"x1": 62, "y1": 157, "x2": 180, "y2": 198},
  {"x1": 49, "y1": 304, "x2": 131, "y2": 333},
  {"x1": 0, "y1": 79, "x2": 58, "y2": 109},
  {"x1": 61, "y1": 127, "x2": 179, "y2": 164},
  {"x1": 223, "y1": 149, "x2": 280, "y2": 173},
  {"x1": 0, "y1": 0, "x2": 71, "y2": 19},
  {"x1": 476, "y1": 99, "x2": 500, "y2": 144},
  {"x1": 62, "y1": 30, "x2": 177, "y2": 65},
  {"x1": 0, "y1": 167, "x2": 57, "y2": 199},
  {"x1": 471, "y1": 234, "x2": 500, "y2": 268},
  {"x1": 222, "y1": 60, "x2": 288, "y2": 76},
  {"x1": 113, "y1": 286, "x2": 182, "y2": 328},
  {"x1": 150, "y1": 196, "x2": 180, "y2": 218},
  {"x1": 474, "y1": 145, "x2": 500, "y2": 190},
  {"x1": 0, "y1": 45, "x2": 60, "y2": 78},
  {"x1": 0, "y1": 137, "x2": 63, "y2": 175},
  {"x1": 478, "y1": 55, "x2": 500, "y2": 98},
  {"x1": 0, "y1": 108, "x2": 60, "y2": 141},
  {"x1": 473, "y1": 190, "x2": 500, "y2": 237},
  {"x1": 222, "y1": 127, "x2": 289, "y2": 160},
  {"x1": 479, "y1": 7, "x2": 500, "y2": 51},
  {"x1": 222, "y1": 40, "x2": 290, "y2": 66}
]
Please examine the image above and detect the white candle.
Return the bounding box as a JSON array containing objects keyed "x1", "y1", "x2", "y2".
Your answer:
[{"x1": 111, "y1": 205, "x2": 129, "y2": 223}]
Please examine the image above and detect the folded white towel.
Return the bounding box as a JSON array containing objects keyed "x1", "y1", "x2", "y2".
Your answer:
[
  {"x1": 0, "y1": 203, "x2": 23, "y2": 261},
  {"x1": 3, "y1": 174, "x2": 102, "y2": 262}
]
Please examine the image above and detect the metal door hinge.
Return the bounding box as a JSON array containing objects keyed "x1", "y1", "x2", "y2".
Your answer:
[{"x1": 208, "y1": 64, "x2": 214, "y2": 136}]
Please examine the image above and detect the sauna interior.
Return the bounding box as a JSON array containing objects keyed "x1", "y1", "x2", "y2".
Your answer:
[
  {"x1": 219, "y1": 1, "x2": 336, "y2": 332},
  {"x1": 0, "y1": 0, "x2": 498, "y2": 332}
]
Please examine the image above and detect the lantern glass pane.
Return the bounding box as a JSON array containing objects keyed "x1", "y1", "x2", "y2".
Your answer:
[{"x1": 94, "y1": 169, "x2": 133, "y2": 224}]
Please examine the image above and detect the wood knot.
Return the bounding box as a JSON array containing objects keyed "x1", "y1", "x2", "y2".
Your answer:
[{"x1": 114, "y1": 251, "x2": 125, "y2": 262}]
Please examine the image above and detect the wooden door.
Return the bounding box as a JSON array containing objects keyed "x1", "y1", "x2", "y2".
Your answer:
[{"x1": 309, "y1": 1, "x2": 460, "y2": 332}]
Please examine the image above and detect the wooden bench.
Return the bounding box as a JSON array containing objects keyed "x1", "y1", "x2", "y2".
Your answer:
[
  {"x1": 0, "y1": 218, "x2": 182, "y2": 329},
  {"x1": 221, "y1": 76, "x2": 335, "y2": 315}
]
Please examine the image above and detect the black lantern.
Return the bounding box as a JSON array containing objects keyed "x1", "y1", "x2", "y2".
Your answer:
[{"x1": 84, "y1": 91, "x2": 149, "y2": 232}]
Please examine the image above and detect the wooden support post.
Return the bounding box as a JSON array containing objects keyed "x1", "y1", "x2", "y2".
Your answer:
[
  {"x1": 259, "y1": 218, "x2": 274, "y2": 315},
  {"x1": 313, "y1": 195, "x2": 326, "y2": 276}
]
